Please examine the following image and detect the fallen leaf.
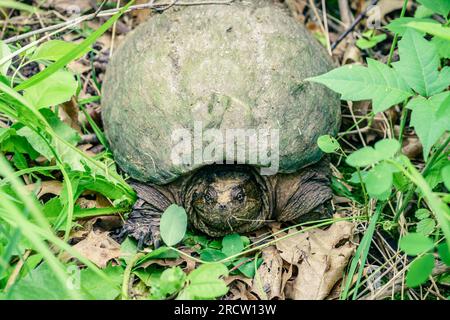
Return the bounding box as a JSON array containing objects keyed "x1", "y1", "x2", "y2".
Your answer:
[
  {"x1": 252, "y1": 246, "x2": 284, "y2": 300},
  {"x1": 276, "y1": 219, "x2": 356, "y2": 300},
  {"x1": 66, "y1": 230, "x2": 121, "y2": 268},
  {"x1": 25, "y1": 180, "x2": 62, "y2": 198}
]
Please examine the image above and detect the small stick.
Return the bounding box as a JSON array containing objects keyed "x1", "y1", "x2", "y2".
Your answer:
[{"x1": 331, "y1": 0, "x2": 380, "y2": 51}]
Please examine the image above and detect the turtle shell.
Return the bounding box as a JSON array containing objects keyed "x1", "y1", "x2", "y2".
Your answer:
[{"x1": 102, "y1": 0, "x2": 341, "y2": 185}]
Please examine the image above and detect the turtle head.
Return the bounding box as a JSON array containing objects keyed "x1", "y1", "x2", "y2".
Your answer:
[{"x1": 186, "y1": 166, "x2": 266, "y2": 236}]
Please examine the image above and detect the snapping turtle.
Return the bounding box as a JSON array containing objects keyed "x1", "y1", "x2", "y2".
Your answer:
[{"x1": 102, "y1": 0, "x2": 341, "y2": 245}]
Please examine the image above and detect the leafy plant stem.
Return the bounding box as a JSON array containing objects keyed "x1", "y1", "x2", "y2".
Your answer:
[
  {"x1": 387, "y1": 159, "x2": 450, "y2": 248},
  {"x1": 387, "y1": 0, "x2": 409, "y2": 65}
]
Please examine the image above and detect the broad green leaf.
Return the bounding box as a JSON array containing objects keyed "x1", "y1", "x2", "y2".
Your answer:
[
  {"x1": 23, "y1": 70, "x2": 78, "y2": 109},
  {"x1": 374, "y1": 139, "x2": 400, "y2": 160},
  {"x1": 437, "y1": 243, "x2": 450, "y2": 266},
  {"x1": 345, "y1": 146, "x2": 381, "y2": 168},
  {"x1": 317, "y1": 134, "x2": 340, "y2": 153},
  {"x1": 41, "y1": 108, "x2": 80, "y2": 146},
  {"x1": 120, "y1": 237, "x2": 137, "y2": 264},
  {"x1": 406, "y1": 254, "x2": 435, "y2": 287},
  {"x1": 407, "y1": 93, "x2": 450, "y2": 160},
  {"x1": 160, "y1": 205, "x2": 187, "y2": 247},
  {"x1": 200, "y1": 248, "x2": 227, "y2": 262},
  {"x1": 6, "y1": 263, "x2": 122, "y2": 300},
  {"x1": 415, "y1": 208, "x2": 431, "y2": 220},
  {"x1": 416, "y1": 218, "x2": 436, "y2": 235},
  {"x1": 431, "y1": 37, "x2": 450, "y2": 59},
  {"x1": 31, "y1": 40, "x2": 87, "y2": 62},
  {"x1": 136, "y1": 246, "x2": 179, "y2": 266},
  {"x1": 442, "y1": 165, "x2": 450, "y2": 190},
  {"x1": 393, "y1": 29, "x2": 445, "y2": 97},
  {"x1": 235, "y1": 257, "x2": 263, "y2": 278},
  {"x1": 364, "y1": 162, "x2": 393, "y2": 199},
  {"x1": 385, "y1": 17, "x2": 439, "y2": 35},
  {"x1": 183, "y1": 263, "x2": 229, "y2": 299},
  {"x1": 221, "y1": 233, "x2": 244, "y2": 257},
  {"x1": 417, "y1": 0, "x2": 450, "y2": 17},
  {"x1": 308, "y1": 58, "x2": 412, "y2": 113},
  {"x1": 356, "y1": 33, "x2": 386, "y2": 50},
  {"x1": 407, "y1": 21, "x2": 450, "y2": 41},
  {"x1": 414, "y1": 5, "x2": 434, "y2": 18},
  {"x1": 78, "y1": 265, "x2": 123, "y2": 300},
  {"x1": 159, "y1": 267, "x2": 186, "y2": 296},
  {"x1": 16, "y1": 127, "x2": 53, "y2": 160},
  {"x1": 399, "y1": 233, "x2": 434, "y2": 256},
  {"x1": 0, "y1": 41, "x2": 11, "y2": 76}
]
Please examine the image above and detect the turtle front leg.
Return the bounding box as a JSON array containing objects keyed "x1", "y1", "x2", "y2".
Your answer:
[
  {"x1": 273, "y1": 158, "x2": 333, "y2": 223},
  {"x1": 116, "y1": 182, "x2": 175, "y2": 248}
]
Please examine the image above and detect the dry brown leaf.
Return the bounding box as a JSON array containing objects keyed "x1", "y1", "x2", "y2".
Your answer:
[
  {"x1": 276, "y1": 219, "x2": 356, "y2": 300},
  {"x1": 25, "y1": 180, "x2": 62, "y2": 198},
  {"x1": 67, "y1": 230, "x2": 121, "y2": 268},
  {"x1": 251, "y1": 246, "x2": 284, "y2": 300}
]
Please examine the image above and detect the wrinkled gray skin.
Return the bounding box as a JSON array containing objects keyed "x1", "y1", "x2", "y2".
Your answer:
[{"x1": 103, "y1": 0, "x2": 341, "y2": 245}]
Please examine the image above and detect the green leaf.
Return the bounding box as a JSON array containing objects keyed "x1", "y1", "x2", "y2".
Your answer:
[
  {"x1": 16, "y1": 127, "x2": 53, "y2": 160},
  {"x1": 23, "y1": 70, "x2": 78, "y2": 109},
  {"x1": 308, "y1": 58, "x2": 412, "y2": 113},
  {"x1": 159, "y1": 267, "x2": 186, "y2": 296},
  {"x1": 407, "y1": 21, "x2": 450, "y2": 41},
  {"x1": 437, "y1": 243, "x2": 450, "y2": 266},
  {"x1": 200, "y1": 248, "x2": 228, "y2": 262},
  {"x1": 31, "y1": 40, "x2": 88, "y2": 62},
  {"x1": 346, "y1": 146, "x2": 381, "y2": 168},
  {"x1": 136, "y1": 246, "x2": 179, "y2": 266},
  {"x1": 406, "y1": 254, "x2": 435, "y2": 288},
  {"x1": 182, "y1": 263, "x2": 229, "y2": 299},
  {"x1": 416, "y1": 218, "x2": 436, "y2": 235},
  {"x1": 414, "y1": 5, "x2": 434, "y2": 18},
  {"x1": 221, "y1": 233, "x2": 244, "y2": 257},
  {"x1": 364, "y1": 162, "x2": 393, "y2": 199},
  {"x1": 160, "y1": 204, "x2": 187, "y2": 247},
  {"x1": 235, "y1": 257, "x2": 263, "y2": 278},
  {"x1": 415, "y1": 208, "x2": 431, "y2": 220},
  {"x1": 374, "y1": 139, "x2": 401, "y2": 160},
  {"x1": 0, "y1": 41, "x2": 11, "y2": 76},
  {"x1": 120, "y1": 237, "x2": 137, "y2": 264},
  {"x1": 431, "y1": 37, "x2": 450, "y2": 59},
  {"x1": 393, "y1": 29, "x2": 446, "y2": 97},
  {"x1": 416, "y1": 0, "x2": 450, "y2": 17},
  {"x1": 356, "y1": 33, "x2": 386, "y2": 50},
  {"x1": 78, "y1": 265, "x2": 123, "y2": 300},
  {"x1": 317, "y1": 134, "x2": 340, "y2": 153},
  {"x1": 399, "y1": 233, "x2": 434, "y2": 256},
  {"x1": 407, "y1": 93, "x2": 450, "y2": 160},
  {"x1": 385, "y1": 17, "x2": 439, "y2": 35},
  {"x1": 442, "y1": 165, "x2": 450, "y2": 191}
]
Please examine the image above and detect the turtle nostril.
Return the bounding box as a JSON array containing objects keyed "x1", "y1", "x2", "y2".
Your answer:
[{"x1": 218, "y1": 204, "x2": 227, "y2": 211}]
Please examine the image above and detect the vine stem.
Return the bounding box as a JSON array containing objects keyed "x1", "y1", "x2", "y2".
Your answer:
[{"x1": 122, "y1": 253, "x2": 144, "y2": 300}]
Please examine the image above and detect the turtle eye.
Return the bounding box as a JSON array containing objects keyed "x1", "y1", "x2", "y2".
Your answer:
[
  {"x1": 234, "y1": 192, "x2": 245, "y2": 203},
  {"x1": 204, "y1": 192, "x2": 213, "y2": 204}
]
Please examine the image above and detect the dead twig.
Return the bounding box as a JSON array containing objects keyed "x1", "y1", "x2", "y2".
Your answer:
[{"x1": 331, "y1": 0, "x2": 380, "y2": 51}]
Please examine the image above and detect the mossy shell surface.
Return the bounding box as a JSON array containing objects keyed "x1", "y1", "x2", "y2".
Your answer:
[{"x1": 102, "y1": 0, "x2": 341, "y2": 184}]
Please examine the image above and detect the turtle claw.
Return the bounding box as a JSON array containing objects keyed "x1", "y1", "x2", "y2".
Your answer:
[{"x1": 115, "y1": 210, "x2": 162, "y2": 249}]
